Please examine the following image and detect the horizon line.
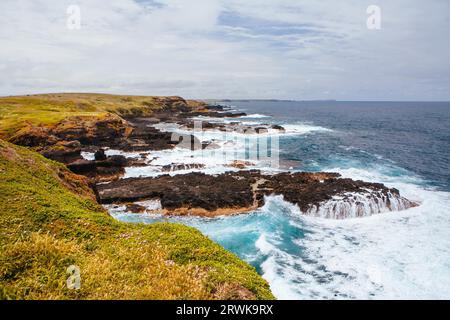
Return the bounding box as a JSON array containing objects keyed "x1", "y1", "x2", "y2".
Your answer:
[{"x1": 1, "y1": 92, "x2": 449, "y2": 103}]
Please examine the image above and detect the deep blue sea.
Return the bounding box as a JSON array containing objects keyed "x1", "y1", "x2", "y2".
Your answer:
[
  {"x1": 114, "y1": 101, "x2": 450, "y2": 299},
  {"x1": 236, "y1": 101, "x2": 450, "y2": 191}
]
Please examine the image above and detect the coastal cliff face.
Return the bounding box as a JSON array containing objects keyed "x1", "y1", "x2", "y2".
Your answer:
[{"x1": 0, "y1": 94, "x2": 201, "y2": 160}]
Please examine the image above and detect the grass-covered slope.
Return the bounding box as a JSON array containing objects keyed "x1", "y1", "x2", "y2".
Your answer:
[
  {"x1": 0, "y1": 93, "x2": 206, "y2": 140},
  {"x1": 0, "y1": 139, "x2": 274, "y2": 300}
]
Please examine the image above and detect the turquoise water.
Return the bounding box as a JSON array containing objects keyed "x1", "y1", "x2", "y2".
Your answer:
[{"x1": 113, "y1": 101, "x2": 450, "y2": 299}]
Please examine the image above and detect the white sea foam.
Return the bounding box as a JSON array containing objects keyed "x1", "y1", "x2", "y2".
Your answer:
[
  {"x1": 105, "y1": 149, "x2": 144, "y2": 159},
  {"x1": 238, "y1": 113, "x2": 271, "y2": 119},
  {"x1": 110, "y1": 165, "x2": 450, "y2": 299},
  {"x1": 80, "y1": 151, "x2": 95, "y2": 161},
  {"x1": 82, "y1": 149, "x2": 148, "y2": 161},
  {"x1": 105, "y1": 199, "x2": 163, "y2": 216},
  {"x1": 123, "y1": 121, "x2": 288, "y2": 178},
  {"x1": 123, "y1": 143, "x2": 265, "y2": 178},
  {"x1": 156, "y1": 119, "x2": 331, "y2": 138},
  {"x1": 282, "y1": 123, "x2": 332, "y2": 135},
  {"x1": 136, "y1": 199, "x2": 163, "y2": 211},
  {"x1": 255, "y1": 233, "x2": 304, "y2": 299},
  {"x1": 305, "y1": 191, "x2": 414, "y2": 219},
  {"x1": 256, "y1": 169, "x2": 450, "y2": 299},
  {"x1": 121, "y1": 117, "x2": 333, "y2": 179}
]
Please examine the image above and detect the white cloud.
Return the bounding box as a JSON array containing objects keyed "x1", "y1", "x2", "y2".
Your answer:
[{"x1": 0, "y1": 0, "x2": 449, "y2": 100}]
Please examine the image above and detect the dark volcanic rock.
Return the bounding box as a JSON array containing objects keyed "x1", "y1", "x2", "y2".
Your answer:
[
  {"x1": 11, "y1": 113, "x2": 191, "y2": 160},
  {"x1": 205, "y1": 105, "x2": 227, "y2": 111},
  {"x1": 53, "y1": 115, "x2": 131, "y2": 146},
  {"x1": 126, "y1": 158, "x2": 149, "y2": 167},
  {"x1": 97, "y1": 171, "x2": 416, "y2": 217},
  {"x1": 41, "y1": 140, "x2": 83, "y2": 163},
  {"x1": 94, "y1": 149, "x2": 107, "y2": 161},
  {"x1": 115, "y1": 121, "x2": 175, "y2": 151},
  {"x1": 254, "y1": 127, "x2": 269, "y2": 134},
  {"x1": 97, "y1": 171, "x2": 259, "y2": 212},
  {"x1": 161, "y1": 163, "x2": 205, "y2": 172},
  {"x1": 271, "y1": 124, "x2": 286, "y2": 132},
  {"x1": 68, "y1": 155, "x2": 128, "y2": 182},
  {"x1": 67, "y1": 159, "x2": 98, "y2": 174},
  {"x1": 183, "y1": 111, "x2": 247, "y2": 118},
  {"x1": 181, "y1": 120, "x2": 285, "y2": 136},
  {"x1": 121, "y1": 118, "x2": 204, "y2": 151},
  {"x1": 125, "y1": 203, "x2": 147, "y2": 214}
]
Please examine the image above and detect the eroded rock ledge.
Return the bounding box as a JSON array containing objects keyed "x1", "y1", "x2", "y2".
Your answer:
[{"x1": 97, "y1": 171, "x2": 417, "y2": 219}]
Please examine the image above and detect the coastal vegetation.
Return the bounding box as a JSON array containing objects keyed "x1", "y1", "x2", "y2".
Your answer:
[
  {"x1": 0, "y1": 93, "x2": 274, "y2": 300},
  {"x1": 0, "y1": 93, "x2": 206, "y2": 140}
]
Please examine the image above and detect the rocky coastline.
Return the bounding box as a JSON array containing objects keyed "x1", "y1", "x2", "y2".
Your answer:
[
  {"x1": 0, "y1": 94, "x2": 279, "y2": 300},
  {"x1": 7, "y1": 96, "x2": 417, "y2": 219},
  {"x1": 98, "y1": 170, "x2": 415, "y2": 219}
]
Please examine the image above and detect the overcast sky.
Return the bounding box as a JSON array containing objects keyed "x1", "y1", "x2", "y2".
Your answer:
[{"x1": 1, "y1": 0, "x2": 449, "y2": 100}]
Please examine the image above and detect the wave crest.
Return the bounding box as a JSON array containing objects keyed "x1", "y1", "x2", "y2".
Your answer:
[{"x1": 304, "y1": 191, "x2": 417, "y2": 219}]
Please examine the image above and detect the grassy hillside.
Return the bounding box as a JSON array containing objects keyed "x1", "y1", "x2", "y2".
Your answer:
[
  {"x1": 0, "y1": 139, "x2": 274, "y2": 300},
  {"x1": 0, "y1": 93, "x2": 205, "y2": 140}
]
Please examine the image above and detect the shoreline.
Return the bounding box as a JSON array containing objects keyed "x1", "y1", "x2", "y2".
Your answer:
[
  {"x1": 2, "y1": 93, "x2": 448, "y2": 300},
  {"x1": 1, "y1": 93, "x2": 417, "y2": 220}
]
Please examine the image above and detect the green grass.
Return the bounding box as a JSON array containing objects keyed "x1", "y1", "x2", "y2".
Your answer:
[
  {"x1": 0, "y1": 139, "x2": 274, "y2": 300},
  {"x1": 0, "y1": 93, "x2": 196, "y2": 139}
]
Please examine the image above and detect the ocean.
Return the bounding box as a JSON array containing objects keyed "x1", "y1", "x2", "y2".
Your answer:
[{"x1": 111, "y1": 101, "x2": 450, "y2": 299}]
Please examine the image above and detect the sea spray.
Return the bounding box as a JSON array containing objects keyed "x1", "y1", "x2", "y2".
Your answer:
[{"x1": 304, "y1": 191, "x2": 416, "y2": 219}]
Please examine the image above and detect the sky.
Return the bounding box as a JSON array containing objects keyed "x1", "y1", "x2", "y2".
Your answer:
[{"x1": 0, "y1": 0, "x2": 449, "y2": 100}]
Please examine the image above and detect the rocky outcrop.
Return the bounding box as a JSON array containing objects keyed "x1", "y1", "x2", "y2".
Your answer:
[
  {"x1": 10, "y1": 114, "x2": 132, "y2": 160},
  {"x1": 183, "y1": 111, "x2": 247, "y2": 118},
  {"x1": 259, "y1": 172, "x2": 416, "y2": 218},
  {"x1": 161, "y1": 163, "x2": 205, "y2": 172},
  {"x1": 9, "y1": 111, "x2": 201, "y2": 175},
  {"x1": 180, "y1": 119, "x2": 285, "y2": 135},
  {"x1": 96, "y1": 171, "x2": 416, "y2": 218},
  {"x1": 186, "y1": 99, "x2": 209, "y2": 111},
  {"x1": 116, "y1": 121, "x2": 177, "y2": 151},
  {"x1": 98, "y1": 171, "x2": 257, "y2": 214},
  {"x1": 11, "y1": 114, "x2": 132, "y2": 148},
  {"x1": 8, "y1": 96, "x2": 211, "y2": 162},
  {"x1": 227, "y1": 160, "x2": 255, "y2": 169},
  {"x1": 67, "y1": 155, "x2": 128, "y2": 182},
  {"x1": 41, "y1": 140, "x2": 83, "y2": 163}
]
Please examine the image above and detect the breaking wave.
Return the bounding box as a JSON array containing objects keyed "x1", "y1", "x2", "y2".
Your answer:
[
  {"x1": 304, "y1": 191, "x2": 415, "y2": 219},
  {"x1": 253, "y1": 168, "x2": 450, "y2": 299}
]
